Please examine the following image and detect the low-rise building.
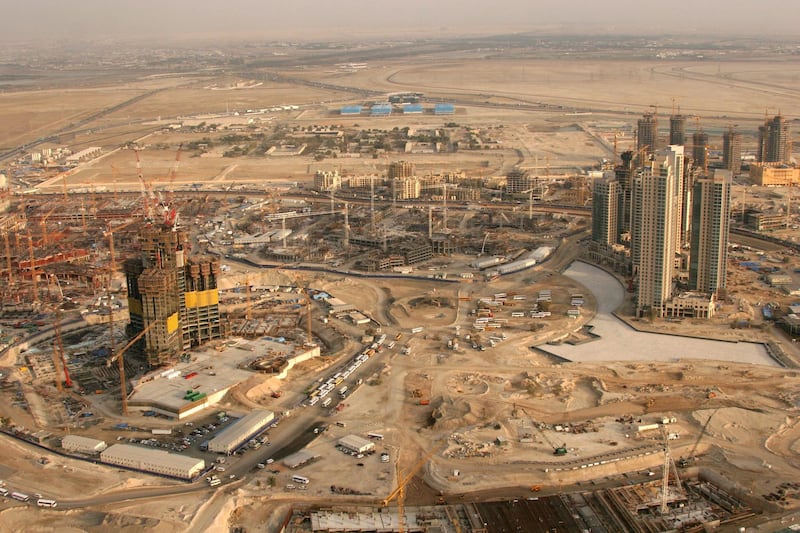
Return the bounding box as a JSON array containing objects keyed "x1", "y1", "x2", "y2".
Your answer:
[
  {"x1": 207, "y1": 410, "x2": 275, "y2": 454},
  {"x1": 100, "y1": 444, "x2": 205, "y2": 480},
  {"x1": 338, "y1": 435, "x2": 376, "y2": 454},
  {"x1": 663, "y1": 292, "x2": 715, "y2": 319},
  {"x1": 61, "y1": 435, "x2": 108, "y2": 454},
  {"x1": 749, "y1": 164, "x2": 800, "y2": 186}
]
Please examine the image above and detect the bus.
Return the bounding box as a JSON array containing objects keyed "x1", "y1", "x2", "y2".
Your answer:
[
  {"x1": 37, "y1": 499, "x2": 57, "y2": 508},
  {"x1": 367, "y1": 432, "x2": 384, "y2": 440},
  {"x1": 11, "y1": 492, "x2": 30, "y2": 502},
  {"x1": 321, "y1": 397, "x2": 332, "y2": 408},
  {"x1": 291, "y1": 475, "x2": 309, "y2": 485}
]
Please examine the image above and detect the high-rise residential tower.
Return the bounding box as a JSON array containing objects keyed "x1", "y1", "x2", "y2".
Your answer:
[
  {"x1": 689, "y1": 170, "x2": 731, "y2": 296},
  {"x1": 591, "y1": 177, "x2": 620, "y2": 246},
  {"x1": 614, "y1": 151, "x2": 635, "y2": 236},
  {"x1": 722, "y1": 127, "x2": 742, "y2": 174},
  {"x1": 632, "y1": 146, "x2": 683, "y2": 317}
]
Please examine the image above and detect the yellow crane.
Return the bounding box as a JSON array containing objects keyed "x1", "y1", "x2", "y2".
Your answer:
[
  {"x1": 107, "y1": 321, "x2": 157, "y2": 415},
  {"x1": 382, "y1": 443, "x2": 445, "y2": 532},
  {"x1": 39, "y1": 205, "x2": 60, "y2": 247}
]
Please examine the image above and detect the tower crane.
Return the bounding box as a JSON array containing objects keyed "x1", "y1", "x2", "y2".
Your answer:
[
  {"x1": 27, "y1": 229, "x2": 40, "y2": 303},
  {"x1": 53, "y1": 309, "x2": 72, "y2": 389},
  {"x1": 105, "y1": 219, "x2": 140, "y2": 282},
  {"x1": 2, "y1": 220, "x2": 22, "y2": 289},
  {"x1": 134, "y1": 148, "x2": 156, "y2": 221},
  {"x1": 111, "y1": 164, "x2": 120, "y2": 202},
  {"x1": 659, "y1": 426, "x2": 684, "y2": 515},
  {"x1": 382, "y1": 443, "x2": 445, "y2": 532},
  {"x1": 39, "y1": 205, "x2": 59, "y2": 247},
  {"x1": 163, "y1": 144, "x2": 183, "y2": 227},
  {"x1": 107, "y1": 321, "x2": 157, "y2": 414}
]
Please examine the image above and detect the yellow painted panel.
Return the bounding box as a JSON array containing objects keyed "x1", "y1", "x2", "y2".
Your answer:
[
  {"x1": 185, "y1": 292, "x2": 197, "y2": 308},
  {"x1": 128, "y1": 298, "x2": 143, "y2": 315},
  {"x1": 166, "y1": 312, "x2": 179, "y2": 334},
  {"x1": 184, "y1": 290, "x2": 219, "y2": 308}
]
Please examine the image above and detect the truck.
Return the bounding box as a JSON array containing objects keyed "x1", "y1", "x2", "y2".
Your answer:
[{"x1": 152, "y1": 429, "x2": 172, "y2": 435}]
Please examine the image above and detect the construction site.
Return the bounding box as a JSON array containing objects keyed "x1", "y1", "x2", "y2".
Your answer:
[{"x1": 3, "y1": 34, "x2": 800, "y2": 533}]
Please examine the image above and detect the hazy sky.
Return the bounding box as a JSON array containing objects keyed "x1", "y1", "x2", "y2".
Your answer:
[{"x1": 4, "y1": 0, "x2": 800, "y2": 43}]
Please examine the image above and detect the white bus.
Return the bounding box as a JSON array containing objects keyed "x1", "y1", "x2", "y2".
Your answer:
[
  {"x1": 321, "y1": 397, "x2": 332, "y2": 408},
  {"x1": 37, "y1": 499, "x2": 57, "y2": 508},
  {"x1": 291, "y1": 475, "x2": 309, "y2": 485},
  {"x1": 11, "y1": 492, "x2": 30, "y2": 502},
  {"x1": 367, "y1": 432, "x2": 384, "y2": 440}
]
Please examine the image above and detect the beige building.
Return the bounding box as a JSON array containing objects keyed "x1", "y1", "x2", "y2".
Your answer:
[
  {"x1": 392, "y1": 176, "x2": 421, "y2": 200},
  {"x1": 749, "y1": 164, "x2": 800, "y2": 186},
  {"x1": 101, "y1": 444, "x2": 205, "y2": 480},
  {"x1": 313, "y1": 170, "x2": 341, "y2": 192},
  {"x1": 663, "y1": 292, "x2": 716, "y2": 319}
]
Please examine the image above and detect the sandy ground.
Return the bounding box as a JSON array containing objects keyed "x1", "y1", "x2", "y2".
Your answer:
[{"x1": 4, "y1": 48, "x2": 800, "y2": 531}]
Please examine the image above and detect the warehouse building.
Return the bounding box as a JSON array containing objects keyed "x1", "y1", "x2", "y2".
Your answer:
[
  {"x1": 100, "y1": 444, "x2": 205, "y2": 480},
  {"x1": 434, "y1": 103, "x2": 455, "y2": 115},
  {"x1": 370, "y1": 103, "x2": 392, "y2": 116},
  {"x1": 283, "y1": 449, "x2": 320, "y2": 469},
  {"x1": 61, "y1": 435, "x2": 108, "y2": 455},
  {"x1": 207, "y1": 410, "x2": 275, "y2": 454},
  {"x1": 338, "y1": 434, "x2": 375, "y2": 454}
]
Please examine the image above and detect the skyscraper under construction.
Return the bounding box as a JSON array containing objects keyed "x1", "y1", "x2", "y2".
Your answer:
[
  {"x1": 637, "y1": 112, "x2": 659, "y2": 158},
  {"x1": 758, "y1": 115, "x2": 792, "y2": 164},
  {"x1": 669, "y1": 114, "x2": 686, "y2": 146},
  {"x1": 125, "y1": 224, "x2": 223, "y2": 368},
  {"x1": 722, "y1": 126, "x2": 742, "y2": 174}
]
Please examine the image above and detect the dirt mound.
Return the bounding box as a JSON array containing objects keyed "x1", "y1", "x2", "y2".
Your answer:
[{"x1": 430, "y1": 395, "x2": 481, "y2": 430}]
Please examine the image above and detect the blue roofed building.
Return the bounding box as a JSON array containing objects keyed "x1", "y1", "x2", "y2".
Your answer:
[
  {"x1": 340, "y1": 105, "x2": 363, "y2": 115},
  {"x1": 403, "y1": 103, "x2": 424, "y2": 114},
  {"x1": 434, "y1": 103, "x2": 455, "y2": 115},
  {"x1": 370, "y1": 103, "x2": 392, "y2": 116}
]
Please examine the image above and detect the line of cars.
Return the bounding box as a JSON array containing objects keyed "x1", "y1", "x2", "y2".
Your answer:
[{"x1": 307, "y1": 334, "x2": 387, "y2": 407}]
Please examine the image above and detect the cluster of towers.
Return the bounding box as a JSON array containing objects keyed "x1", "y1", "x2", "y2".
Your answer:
[{"x1": 594, "y1": 110, "x2": 739, "y2": 318}]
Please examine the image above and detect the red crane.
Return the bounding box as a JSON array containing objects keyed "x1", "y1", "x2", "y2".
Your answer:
[
  {"x1": 134, "y1": 148, "x2": 154, "y2": 221},
  {"x1": 163, "y1": 144, "x2": 183, "y2": 227}
]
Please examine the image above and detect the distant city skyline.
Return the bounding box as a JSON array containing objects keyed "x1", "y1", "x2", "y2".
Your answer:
[{"x1": 3, "y1": 1, "x2": 800, "y2": 44}]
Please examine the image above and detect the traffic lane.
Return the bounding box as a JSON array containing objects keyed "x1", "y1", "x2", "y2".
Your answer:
[{"x1": 55, "y1": 481, "x2": 211, "y2": 509}]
